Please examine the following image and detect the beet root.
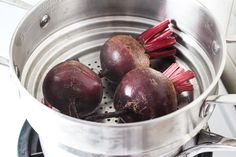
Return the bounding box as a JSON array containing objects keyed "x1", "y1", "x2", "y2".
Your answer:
[
  {"x1": 100, "y1": 19, "x2": 176, "y2": 83},
  {"x1": 100, "y1": 35, "x2": 150, "y2": 83},
  {"x1": 42, "y1": 60, "x2": 103, "y2": 118},
  {"x1": 114, "y1": 67, "x2": 177, "y2": 122}
]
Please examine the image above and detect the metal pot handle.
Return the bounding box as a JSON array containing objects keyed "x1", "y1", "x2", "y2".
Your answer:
[
  {"x1": 205, "y1": 94, "x2": 236, "y2": 105},
  {"x1": 0, "y1": 0, "x2": 32, "y2": 10},
  {"x1": 226, "y1": 35, "x2": 236, "y2": 43},
  {"x1": 177, "y1": 130, "x2": 236, "y2": 157},
  {"x1": 201, "y1": 94, "x2": 236, "y2": 118},
  {"x1": 177, "y1": 94, "x2": 236, "y2": 157},
  {"x1": 0, "y1": 56, "x2": 9, "y2": 67}
]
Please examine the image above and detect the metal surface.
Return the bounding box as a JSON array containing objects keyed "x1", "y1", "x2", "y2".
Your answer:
[
  {"x1": 0, "y1": 0, "x2": 32, "y2": 10},
  {"x1": 18, "y1": 120, "x2": 43, "y2": 157},
  {"x1": 0, "y1": 56, "x2": 9, "y2": 67},
  {"x1": 205, "y1": 94, "x2": 236, "y2": 105},
  {"x1": 226, "y1": 35, "x2": 236, "y2": 43},
  {"x1": 201, "y1": 94, "x2": 236, "y2": 118},
  {"x1": 39, "y1": 14, "x2": 50, "y2": 29},
  {"x1": 7, "y1": 0, "x2": 231, "y2": 156},
  {"x1": 222, "y1": 0, "x2": 236, "y2": 93},
  {"x1": 177, "y1": 130, "x2": 236, "y2": 157},
  {"x1": 18, "y1": 120, "x2": 215, "y2": 157}
]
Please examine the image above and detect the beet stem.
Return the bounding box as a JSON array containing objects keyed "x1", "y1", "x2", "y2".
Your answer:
[
  {"x1": 148, "y1": 49, "x2": 176, "y2": 58},
  {"x1": 148, "y1": 29, "x2": 173, "y2": 44},
  {"x1": 82, "y1": 110, "x2": 127, "y2": 121},
  {"x1": 163, "y1": 63, "x2": 195, "y2": 93},
  {"x1": 163, "y1": 63, "x2": 179, "y2": 77},
  {"x1": 171, "y1": 70, "x2": 195, "y2": 85},
  {"x1": 144, "y1": 37, "x2": 176, "y2": 52},
  {"x1": 175, "y1": 82, "x2": 193, "y2": 92},
  {"x1": 137, "y1": 19, "x2": 170, "y2": 43}
]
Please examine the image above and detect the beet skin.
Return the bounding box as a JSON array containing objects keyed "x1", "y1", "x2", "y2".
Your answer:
[
  {"x1": 100, "y1": 35, "x2": 150, "y2": 83},
  {"x1": 43, "y1": 60, "x2": 103, "y2": 118},
  {"x1": 114, "y1": 67, "x2": 177, "y2": 122}
]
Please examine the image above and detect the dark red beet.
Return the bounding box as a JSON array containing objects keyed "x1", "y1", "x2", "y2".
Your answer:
[
  {"x1": 114, "y1": 63, "x2": 195, "y2": 122},
  {"x1": 42, "y1": 60, "x2": 103, "y2": 118},
  {"x1": 100, "y1": 19, "x2": 176, "y2": 83},
  {"x1": 100, "y1": 35, "x2": 150, "y2": 82},
  {"x1": 114, "y1": 67, "x2": 177, "y2": 121},
  {"x1": 83, "y1": 63, "x2": 194, "y2": 122}
]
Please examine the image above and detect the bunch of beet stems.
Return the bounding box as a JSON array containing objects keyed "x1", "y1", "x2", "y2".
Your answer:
[
  {"x1": 163, "y1": 63, "x2": 195, "y2": 93},
  {"x1": 137, "y1": 19, "x2": 176, "y2": 58}
]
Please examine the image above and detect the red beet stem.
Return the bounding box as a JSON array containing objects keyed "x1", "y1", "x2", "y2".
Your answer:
[
  {"x1": 175, "y1": 82, "x2": 193, "y2": 92},
  {"x1": 148, "y1": 49, "x2": 176, "y2": 58},
  {"x1": 138, "y1": 19, "x2": 170, "y2": 44},
  {"x1": 163, "y1": 63, "x2": 182, "y2": 78},
  {"x1": 163, "y1": 63, "x2": 195, "y2": 93},
  {"x1": 144, "y1": 37, "x2": 176, "y2": 52},
  {"x1": 148, "y1": 29, "x2": 173, "y2": 44},
  {"x1": 171, "y1": 70, "x2": 195, "y2": 85},
  {"x1": 136, "y1": 19, "x2": 176, "y2": 59}
]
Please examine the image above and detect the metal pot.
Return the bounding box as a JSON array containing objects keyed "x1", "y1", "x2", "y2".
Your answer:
[{"x1": 1, "y1": 0, "x2": 236, "y2": 156}]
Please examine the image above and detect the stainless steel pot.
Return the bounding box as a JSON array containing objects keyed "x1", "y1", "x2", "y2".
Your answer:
[{"x1": 1, "y1": 0, "x2": 236, "y2": 156}]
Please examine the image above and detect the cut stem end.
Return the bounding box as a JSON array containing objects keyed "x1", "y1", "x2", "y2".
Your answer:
[
  {"x1": 138, "y1": 19, "x2": 170, "y2": 43},
  {"x1": 163, "y1": 63, "x2": 195, "y2": 93}
]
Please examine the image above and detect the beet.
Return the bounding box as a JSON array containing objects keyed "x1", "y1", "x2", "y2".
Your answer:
[
  {"x1": 114, "y1": 67, "x2": 177, "y2": 121},
  {"x1": 83, "y1": 63, "x2": 194, "y2": 122},
  {"x1": 100, "y1": 19, "x2": 176, "y2": 83},
  {"x1": 42, "y1": 60, "x2": 103, "y2": 118}
]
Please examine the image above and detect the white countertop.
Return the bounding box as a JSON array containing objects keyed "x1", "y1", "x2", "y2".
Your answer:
[{"x1": 0, "y1": 2, "x2": 26, "y2": 156}]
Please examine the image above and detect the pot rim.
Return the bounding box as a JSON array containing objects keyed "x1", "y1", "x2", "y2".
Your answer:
[{"x1": 9, "y1": 0, "x2": 227, "y2": 128}]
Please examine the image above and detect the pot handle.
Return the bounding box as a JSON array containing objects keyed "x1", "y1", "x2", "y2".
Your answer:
[
  {"x1": 200, "y1": 94, "x2": 236, "y2": 118},
  {"x1": 205, "y1": 94, "x2": 236, "y2": 105},
  {"x1": 177, "y1": 130, "x2": 236, "y2": 157},
  {"x1": 178, "y1": 94, "x2": 236, "y2": 157},
  {"x1": 0, "y1": 0, "x2": 33, "y2": 10},
  {"x1": 226, "y1": 35, "x2": 236, "y2": 43},
  {"x1": 0, "y1": 56, "x2": 9, "y2": 67}
]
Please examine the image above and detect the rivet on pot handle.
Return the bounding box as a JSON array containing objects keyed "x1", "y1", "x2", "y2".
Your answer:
[
  {"x1": 201, "y1": 94, "x2": 236, "y2": 118},
  {"x1": 177, "y1": 130, "x2": 236, "y2": 157}
]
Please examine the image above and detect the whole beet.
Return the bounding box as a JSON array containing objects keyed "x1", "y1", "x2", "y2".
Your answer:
[
  {"x1": 43, "y1": 60, "x2": 103, "y2": 118},
  {"x1": 114, "y1": 67, "x2": 177, "y2": 122},
  {"x1": 100, "y1": 20, "x2": 176, "y2": 83},
  {"x1": 100, "y1": 35, "x2": 150, "y2": 83}
]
